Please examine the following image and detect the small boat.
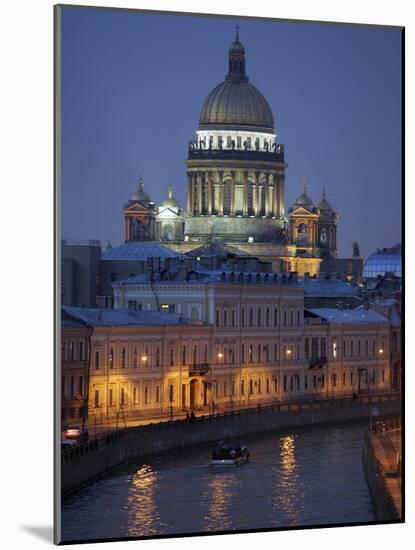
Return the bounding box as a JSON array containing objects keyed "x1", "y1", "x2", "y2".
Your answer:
[{"x1": 210, "y1": 444, "x2": 250, "y2": 466}]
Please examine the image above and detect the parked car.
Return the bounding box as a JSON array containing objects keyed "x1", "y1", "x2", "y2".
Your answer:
[{"x1": 64, "y1": 424, "x2": 89, "y2": 443}]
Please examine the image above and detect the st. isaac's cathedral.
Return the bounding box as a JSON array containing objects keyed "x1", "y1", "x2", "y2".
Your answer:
[{"x1": 122, "y1": 30, "x2": 339, "y2": 276}]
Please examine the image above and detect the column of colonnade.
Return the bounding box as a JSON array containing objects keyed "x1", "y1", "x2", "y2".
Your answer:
[{"x1": 186, "y1": 169, "x2": 285, "y2": 218}]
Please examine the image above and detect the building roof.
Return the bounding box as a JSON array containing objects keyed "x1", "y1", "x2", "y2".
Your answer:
[
  {"x1": 102, "y1": 242, "x2": 183, "y2": 261},
  {"x1": 62, "y1": 307, "x2": 196, "y2": 327},
  {"x1": 61, "y1": 313, "x2": 89, "y2": 329},
  {"x1": 298, "y1": 277, "x2": 360, "y2": 297},
  {"x1": 307, "y1": 307, "x2": 389, "y2": 325},
  {"x1": 186, "y1": 243, "x2": 249, "y2": 258},
  {"x1": 113, "y1": 269, "x2": 300, "y2": 287}
]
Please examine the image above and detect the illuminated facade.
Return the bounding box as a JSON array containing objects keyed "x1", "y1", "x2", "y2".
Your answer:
[
  {"x1": 61, "y1": 313, "x2": 91, "y2": 422},
  {"x1": 117, "y1": 31, "x2": 345, "y2": 277}
]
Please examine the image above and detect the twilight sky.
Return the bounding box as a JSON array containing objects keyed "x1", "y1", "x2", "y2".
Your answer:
[{"x1": 60, "y1": 7, "x2": 402, "y2": 259}]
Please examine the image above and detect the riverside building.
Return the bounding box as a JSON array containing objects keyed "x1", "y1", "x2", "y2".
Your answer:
[{"x1": 62, "y1": 302, "x2": 391, "y2": 423}]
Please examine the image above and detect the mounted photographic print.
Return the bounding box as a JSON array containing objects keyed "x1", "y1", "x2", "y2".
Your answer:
[{"x1": 55, "y1": 4, "x2": 404, "y2": 545}]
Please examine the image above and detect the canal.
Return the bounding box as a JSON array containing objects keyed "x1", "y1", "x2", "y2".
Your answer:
[{"x1": 61, "y1": 421, "x2": 375, "y2": 542}]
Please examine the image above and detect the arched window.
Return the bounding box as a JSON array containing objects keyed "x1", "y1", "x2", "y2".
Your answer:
[
  {"x1": 320, "y1": 227, "x2": 327, "y2": 243},
  {"x1": 297, "y1": 222, "x2": 308, "y2": 245}
]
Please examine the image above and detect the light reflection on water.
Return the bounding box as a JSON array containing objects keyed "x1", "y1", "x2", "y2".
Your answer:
[
  {"x1": 203, "y1": 470, "x2": 241, "y2": 532},
  {"x1": 127, "y1": 464, "x2": 165, "y2": 537},
  {"x1": 62, "y1": 422, "x2": 375, "y2": 542}
]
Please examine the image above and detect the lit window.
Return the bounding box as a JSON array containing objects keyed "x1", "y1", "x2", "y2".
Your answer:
[{"x1": 333, "y1": 340, "x2": 337, "y2": 359}]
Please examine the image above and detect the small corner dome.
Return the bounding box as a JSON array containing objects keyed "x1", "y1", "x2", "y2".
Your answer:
[
  {"x1": 293, "y1": 184, "x2": 315, "y2": 210},
  {"x1": 131, "y1": 179, "x2": 150, "y2": 202},
  {"x1": 162, "y1": 186, "x2": 178, "y2": 208},
  {"x1": 318, "y1": 197, "x2": 333, "y2": 213},
  {"x1": 131, "y1": 189, "x2": 150, "y2": 202}
]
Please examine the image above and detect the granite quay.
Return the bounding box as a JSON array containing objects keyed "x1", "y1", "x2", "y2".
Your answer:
[{"x1": 362, "y1": 416, "x2": 402, "y2": 521}]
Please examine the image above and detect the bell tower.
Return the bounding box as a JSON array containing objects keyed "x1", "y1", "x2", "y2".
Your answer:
[
  {"x1": 123, "y1": 177, "x2": 157, "y2": 242},
  {"x1": 317, "y1": 186, "x2": 339, "y2": 259}
]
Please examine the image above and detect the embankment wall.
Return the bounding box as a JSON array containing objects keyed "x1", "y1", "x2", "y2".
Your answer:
[{"x1": 62, "y1": 395, "x2": 401, "y2": 495}]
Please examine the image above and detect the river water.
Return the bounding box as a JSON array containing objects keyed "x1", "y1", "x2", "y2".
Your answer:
[{"x1": 61, "y1": 421, "x2": 375, "y2": 542}]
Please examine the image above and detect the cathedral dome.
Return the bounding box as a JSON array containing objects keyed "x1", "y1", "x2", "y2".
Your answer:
[
  {"x1": 199, "y1": 81, "x2": 275, "y2": 133},
  {"x1": 198, "y1": 29, "x2": 275, "y2": 134}
]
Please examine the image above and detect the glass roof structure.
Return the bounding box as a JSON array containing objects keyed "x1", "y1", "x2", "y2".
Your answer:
[{"x1": 362, "y1": 244, "x2": 402, "y2": 279}]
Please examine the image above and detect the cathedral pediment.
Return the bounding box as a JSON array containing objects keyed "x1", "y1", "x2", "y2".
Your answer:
[
  {"x1": 157, "y1": 206, "x2": 181, "y2": 218},
  {"x1": 124, "y1": 202, "x2": 151, "y2": 213},
  {"x1": 290, "y1": 206, "x2": 318, "y2": 217}
]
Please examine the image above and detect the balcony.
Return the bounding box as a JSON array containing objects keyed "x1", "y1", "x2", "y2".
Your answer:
[
  {"x1": 309, "y1": 356, "x2": 327, "y2": 369},
  {"x1": 188, "y1": 363, "x2": 210, "y2": 376},
  {"x1": 187, "y1": 145, "x2": 285, "y2": 163}
]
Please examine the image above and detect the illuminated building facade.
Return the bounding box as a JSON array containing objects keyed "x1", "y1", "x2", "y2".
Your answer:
[
  {"x1": 61, "y1": 313, "x2": 91, "y2": 422},
  {"x1": 117, "y1": 31, "x2": 345, "y2": 277}
]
